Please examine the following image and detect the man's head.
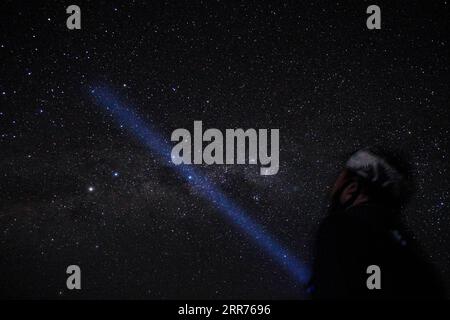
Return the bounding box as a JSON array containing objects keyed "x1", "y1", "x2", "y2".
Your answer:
[{"x1": 330, "y1": 147, "x2": 411, "y2": 213}]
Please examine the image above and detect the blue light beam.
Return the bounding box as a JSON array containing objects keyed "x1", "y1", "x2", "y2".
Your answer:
[{"x1": 90, "y1": 85, "x2": 311, "y2": 285}]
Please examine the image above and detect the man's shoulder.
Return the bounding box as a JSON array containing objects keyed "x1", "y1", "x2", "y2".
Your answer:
[
  {"x1": 318, "y1": 204, "x2": 390, "y2": 247},
  {"x1": 321, "y1": 204, "x2": 381, "y2": 229}
]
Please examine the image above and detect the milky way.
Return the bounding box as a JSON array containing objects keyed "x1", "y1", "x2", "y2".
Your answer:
[{"x1": 0, "y1": 1, "x2": 448, "y2": 298}]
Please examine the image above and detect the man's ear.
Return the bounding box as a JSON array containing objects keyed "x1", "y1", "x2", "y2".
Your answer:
[{"x1": 339, "y1": 181, "x2": 360, "y2": 205}]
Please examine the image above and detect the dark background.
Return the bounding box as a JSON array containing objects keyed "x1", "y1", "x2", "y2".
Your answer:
[{"x1": 0, "y1": 0, "x2": 448, "y2": 298}]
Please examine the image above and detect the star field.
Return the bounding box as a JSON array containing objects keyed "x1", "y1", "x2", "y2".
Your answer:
[{"x1": 0, "y1": 1, "x2": 448, "y2": 298}]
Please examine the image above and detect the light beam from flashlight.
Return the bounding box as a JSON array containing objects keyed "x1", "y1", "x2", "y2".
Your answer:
[{"x1": 90, "y1": 85, "x2": 311, "y2": 285}]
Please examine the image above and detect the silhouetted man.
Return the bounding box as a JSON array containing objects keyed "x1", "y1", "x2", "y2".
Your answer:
[{"x1": 309, "y1": 147, "x2": 444, "y2": 299}]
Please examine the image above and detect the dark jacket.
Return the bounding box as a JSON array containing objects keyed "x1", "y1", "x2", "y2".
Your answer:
[{"x1": 310, "y1": 203, "x2": 445, "y2": 299}]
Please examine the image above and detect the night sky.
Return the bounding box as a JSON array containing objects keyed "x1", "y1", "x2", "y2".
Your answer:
[{"x1": 0, "y1": 1, "x2": 448, "y2": 298}]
